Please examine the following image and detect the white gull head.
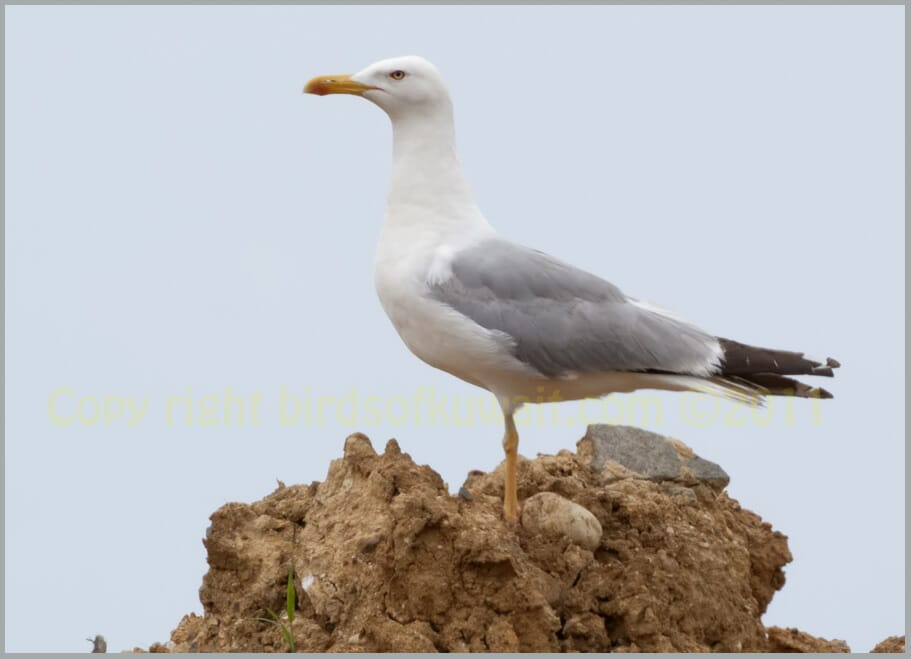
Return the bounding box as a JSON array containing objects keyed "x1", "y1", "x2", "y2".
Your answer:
[
  {"x1": 305, "y1": 55, "x2": 452, "y2": 121},
  {"x1": 305, "y1": 56, "x2": 486, "y2": 229},
  {"x1": 355, "y1": 55, "x2": 453, "y2": 121}
]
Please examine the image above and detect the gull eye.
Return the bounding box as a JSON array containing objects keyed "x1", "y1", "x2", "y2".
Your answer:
[{"x1": 388, "y1": 70, "x2": 406, "y2": 81}]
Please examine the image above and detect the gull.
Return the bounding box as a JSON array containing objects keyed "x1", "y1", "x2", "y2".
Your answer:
[{"x1": 304, "y1": 56, "x2": 839, "y2": 523}]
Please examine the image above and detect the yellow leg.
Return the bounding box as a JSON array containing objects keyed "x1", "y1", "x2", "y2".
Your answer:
[{"x1": 502, "y1": 413, "x2": 520, "y2": 524}]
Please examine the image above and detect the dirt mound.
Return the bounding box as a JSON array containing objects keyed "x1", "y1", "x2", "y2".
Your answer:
[
  {"x1": 871, "y1": 636, "x2": 906, "y2": 653},
  {"x1": 765, "y1": 626, "x2": 850, "y2": 653},
  {"x1": 154, "y1": 426, "x2": 878, "y2": 652}
]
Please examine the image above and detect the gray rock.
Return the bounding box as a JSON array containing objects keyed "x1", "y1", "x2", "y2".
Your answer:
[
  {"x1": 87, "y1": 635, "x2": 107, "y2": 653},
  {"x1": 686, "y1": 455, "x2": 730, "y2": 491},
  {"x1": 582, "y1": 425, "x2": 729, "y2": 491}
]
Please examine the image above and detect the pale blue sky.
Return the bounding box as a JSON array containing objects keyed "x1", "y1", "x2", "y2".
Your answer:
[{"x1": 5, "y1": 5, "x2": 905, "y2": 652}]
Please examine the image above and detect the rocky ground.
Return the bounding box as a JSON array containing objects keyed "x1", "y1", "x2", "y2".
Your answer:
[{"x1": 141, "y1": 425, "x2": 903, "y2": 653}]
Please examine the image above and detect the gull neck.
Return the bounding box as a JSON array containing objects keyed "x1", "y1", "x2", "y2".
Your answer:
[{"x1": 387, "y1": 105, "x2": 478, "y2": 215}]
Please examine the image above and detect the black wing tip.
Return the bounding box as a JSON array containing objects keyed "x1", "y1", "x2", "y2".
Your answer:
[
  {"x1": 718, "y1": 337, "x2": 841, "y2": 378},
  {"x1": 810, "y1": 357, "x2": 841, "y2": 378},
  {"x1": 812, "y1": 386, "x2": 834, "y2": 400}
]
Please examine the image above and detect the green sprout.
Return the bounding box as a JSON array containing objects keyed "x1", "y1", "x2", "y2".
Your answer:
[{"x1": 258, "y1": 565, "x2": 297, "y2": 652}]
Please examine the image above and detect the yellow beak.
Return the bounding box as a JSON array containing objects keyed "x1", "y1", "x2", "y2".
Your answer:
[{"x1": 303, "y1": 74, "x2": 377, "y2": 96}]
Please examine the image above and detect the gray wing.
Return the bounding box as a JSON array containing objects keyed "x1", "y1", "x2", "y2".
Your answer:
[{"x1": 429, "y1": 238, "x2": 721, "y2": 378}]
